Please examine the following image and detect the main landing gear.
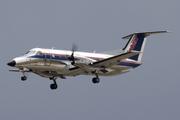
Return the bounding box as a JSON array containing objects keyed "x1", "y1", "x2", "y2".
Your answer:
[
  {"x1": 49, "y1": 77, "x2": 58, "y2": 90},
  {"x1": 92, "y1": 73, "x2": 100, "y2": 84},
  {"x1": 21, "y1": 76, "x2": 27, "y2": 81}
]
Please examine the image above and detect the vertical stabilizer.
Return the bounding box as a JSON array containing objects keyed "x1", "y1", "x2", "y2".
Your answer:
[{"x1": 122, "y1": 31, "x2": 169, "y2": 62}]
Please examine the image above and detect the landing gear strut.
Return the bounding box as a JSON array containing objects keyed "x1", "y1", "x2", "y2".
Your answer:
[
  {"x1": 21, "y1": 71, "x2": 27, "y2": 81},
  {"x1": 92, "y1": 73, "x2": 100, "y2": 84},
  {"x1": 50, "y1": 78, "x2": 58, "y2": 90}
]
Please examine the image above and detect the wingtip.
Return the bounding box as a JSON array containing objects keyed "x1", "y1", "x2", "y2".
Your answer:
[{"x1": 130, "y1": 50, "x2": 141, "y2": 54}]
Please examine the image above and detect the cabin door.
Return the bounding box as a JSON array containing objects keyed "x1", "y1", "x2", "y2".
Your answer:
[{"x1": 43, "y1": 49, "x2": 52, "y2": 66}]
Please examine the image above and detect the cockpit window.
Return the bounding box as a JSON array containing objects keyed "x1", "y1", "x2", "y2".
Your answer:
[
  {"x1": 25, "y1": 50, "x2": 36, "y2": 55},
  {"x1": 36, "y1": 51, "x2": 43, "y2": 56}
]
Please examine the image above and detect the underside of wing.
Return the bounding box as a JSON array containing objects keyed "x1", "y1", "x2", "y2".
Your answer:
[
  {"x1": 9, "y1": 69, "x2": 32, "y2": 72},
  {"x1": 32, "y1": 70, "x2": 67, "y2": 79}
]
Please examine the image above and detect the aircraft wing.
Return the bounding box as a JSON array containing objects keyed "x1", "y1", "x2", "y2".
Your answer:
[
  {"x1": 9, "y1": 69, "x2": 32, "y2": 72},
  {"x1": 69, "y1": 51, "x2": 141, "y2": 72},
  {"x1": 91, "y1": 51, "x2": 141, "y2": 67}
]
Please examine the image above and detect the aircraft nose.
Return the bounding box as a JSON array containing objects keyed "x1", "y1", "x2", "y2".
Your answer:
[{"x1": 7, "y1": 60, "x2": 16, "y2": 67}]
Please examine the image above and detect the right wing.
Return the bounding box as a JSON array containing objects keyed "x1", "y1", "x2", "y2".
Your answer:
[
  {"x1": 91, "y1": 51, "x2": 141, "y2": 68},
  {"x1": 69, "y1": 51, "x2": 141, "y2": 72}
]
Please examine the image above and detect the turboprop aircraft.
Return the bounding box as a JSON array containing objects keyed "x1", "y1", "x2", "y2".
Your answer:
[{"x1": 7, "y1": 31, "x2": 169, "y2": 90}]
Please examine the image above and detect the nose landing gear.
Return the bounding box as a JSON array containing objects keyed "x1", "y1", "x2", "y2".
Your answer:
[{"x1": 21, "y1": 70, "x2": 27, "y2": 81}]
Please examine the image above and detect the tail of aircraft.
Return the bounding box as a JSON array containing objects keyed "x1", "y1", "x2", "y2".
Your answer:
[{"x1": 123, "y1": 31, "x2": 169, "y2": 62}]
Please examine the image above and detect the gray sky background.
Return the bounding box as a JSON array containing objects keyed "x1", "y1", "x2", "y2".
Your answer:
[{"x1": 1, "y1": 0, "x2": 180, "y2": 120}]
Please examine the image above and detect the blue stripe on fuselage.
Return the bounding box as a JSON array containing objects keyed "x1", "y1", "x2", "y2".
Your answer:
[{"x1": 28, "y1": 54, "x2": 141, "y2": 68}]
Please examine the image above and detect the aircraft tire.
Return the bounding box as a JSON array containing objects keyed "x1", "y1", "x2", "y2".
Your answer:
[
  {"x1": 50, "y1": 84, "x2": 58, "y2": 90},
  {"x1": 96, "y1": 77, "x2": 100, "y2": 83},
  {"x1": 92, "y1": 78, "x2": 96, "y2": 83},
  {"x1": 92, "y1": 77, "x2": 100, "y2": 84},
  {"x1": 21, "y1": 76, "x2": 27, "y2": 81}
]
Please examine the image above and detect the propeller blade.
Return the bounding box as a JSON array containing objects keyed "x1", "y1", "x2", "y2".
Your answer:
[
  {"x1": 68, "y1": 43, "x2": 78, "y2": 65},
  {"x1": 72, "y1": 43, "x2": 78, "y2": 52}
]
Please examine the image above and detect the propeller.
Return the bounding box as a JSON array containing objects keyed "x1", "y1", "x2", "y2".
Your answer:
[{"x1": 68, "y1": 43, "x2": 78, "y2": 65}]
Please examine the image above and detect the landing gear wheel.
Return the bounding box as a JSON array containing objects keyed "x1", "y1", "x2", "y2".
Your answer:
[
  {"x1": 96, "y1": 77, "x2": 100, "y2": 83},
  {"x1": 50, "y1": 83, "x2": 58, "y2": 90},
  {"x1": 50, "y1": 79, "x2": 58, "y2": 90},
  {"x1": 21, "y1": 76, "x2": 27, "y2": 81},
  {"x1": 92, "y1": 77, "x2": 100, "y2": 84}
]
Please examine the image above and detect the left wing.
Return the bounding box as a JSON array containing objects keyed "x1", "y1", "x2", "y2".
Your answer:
[
  {"x1": 9, "y1": 69, "x2": 32, "y2": 72},
  {"x1": 9, "y1": 69, "x2": 67, "y2": 79}
]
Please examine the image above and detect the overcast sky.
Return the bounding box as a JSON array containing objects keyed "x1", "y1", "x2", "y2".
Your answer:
[{"x1": 1, "y1": 0, "x2": 180, "y2": 120}]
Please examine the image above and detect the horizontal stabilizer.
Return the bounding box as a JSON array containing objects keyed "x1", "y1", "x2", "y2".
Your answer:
[{"x1": 122, "y1": 31, "x2": 170, "y2": 39}]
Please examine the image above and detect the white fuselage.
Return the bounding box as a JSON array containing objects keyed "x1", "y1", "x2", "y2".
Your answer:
[
  {"x1": 7, "y1": 31, "x2": 168, "y2": 90},
  {"x1": 11, "y1": 48, "x2": 141, "y2": 77}
]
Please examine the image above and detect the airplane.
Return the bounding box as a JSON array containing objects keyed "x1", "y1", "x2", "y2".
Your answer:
[{"x1": 7, "y1": 31, "x2": 169, "y2": 90}]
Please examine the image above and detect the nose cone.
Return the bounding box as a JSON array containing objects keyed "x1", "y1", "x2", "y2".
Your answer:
[{"x1": 7, "y1": 60, "x2": 16, "y2": 67}]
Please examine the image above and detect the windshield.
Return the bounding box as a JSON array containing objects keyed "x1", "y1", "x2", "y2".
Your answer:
[{"x1": 25, "y1": 50, "x2": 36, "y2": 55}]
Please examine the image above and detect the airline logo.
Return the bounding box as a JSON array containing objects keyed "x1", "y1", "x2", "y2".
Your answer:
[{"x1": 127, "y1": 35, "x2": 138, "y2": 52}]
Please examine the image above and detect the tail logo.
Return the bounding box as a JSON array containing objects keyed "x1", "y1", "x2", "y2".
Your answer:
[{"x1": 127, "y1": 35, "x2": 138, "y2": 52}]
